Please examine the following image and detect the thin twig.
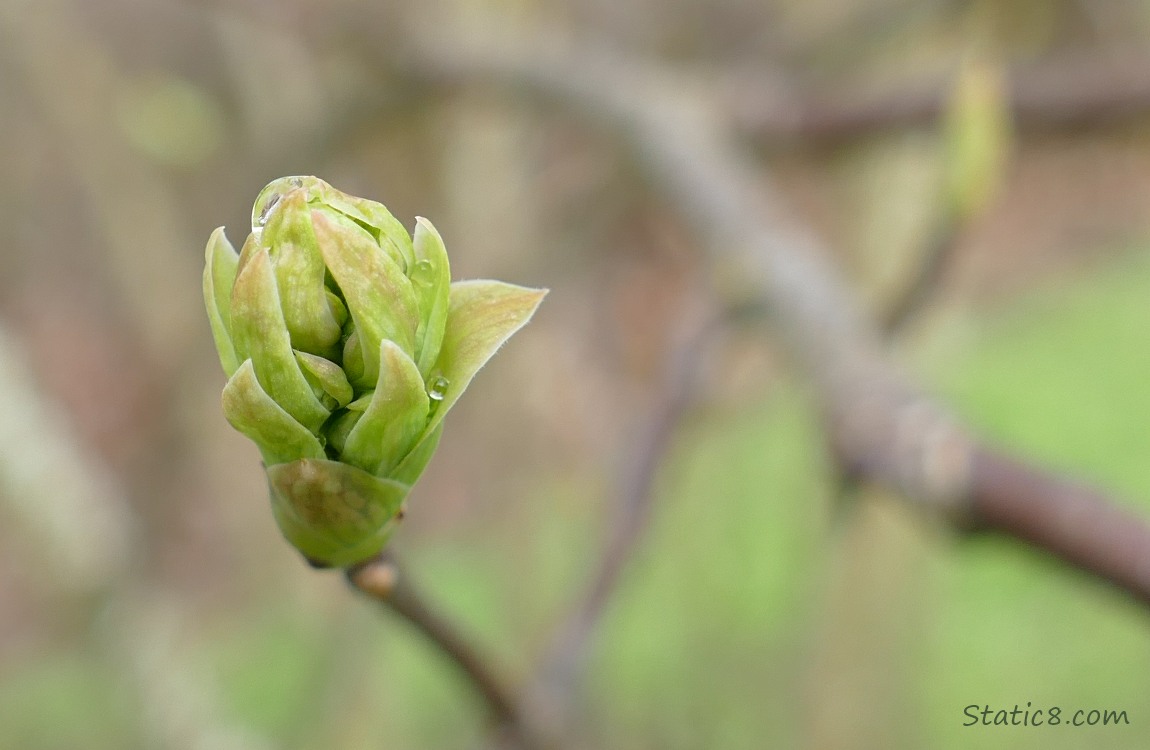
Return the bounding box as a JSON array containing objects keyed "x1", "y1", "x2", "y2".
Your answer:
[
  {"x1": 346, "y1": 554, "x2": 551, "y2": 749},
  {"x1": 536, "y1": 309, "x2": 731, "y2": 714},
  {"x1": 825, "y1": 214, "x2": 964, "y2": 503},
  {"x1": 880, "y1": 218, "x2": 961, "y2": 339}
]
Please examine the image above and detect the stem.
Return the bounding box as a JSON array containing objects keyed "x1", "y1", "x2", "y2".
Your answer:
[{"x1": 346, "y1": 554, "x2": 550, "y2": 749}]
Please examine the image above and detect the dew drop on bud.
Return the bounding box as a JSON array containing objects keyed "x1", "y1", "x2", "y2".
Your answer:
[
  {"x1": 254, "y1": 192, "x2": 281, "y2": 228},
  {"x1": 252, "y1": 176, "x2": 313, "y2": 230},
  {"x1": 428, "y1": 375, "x2": 449, "y2": 402},
  {"x1": 411, "y1": 258, "x2": 436, "y2": 287}
]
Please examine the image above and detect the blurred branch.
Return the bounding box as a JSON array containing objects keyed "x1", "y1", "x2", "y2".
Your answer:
[
  {"x1": 347, "y1": 555, "x2": 556, "y2": 750},
  {"x1": 969, "y1": 449, "x2": 1150, "y2": 601},
  {"x1": 879, "y1": 218, "x2": 961, "y2": 338},
  {"x1": 365, "y1": 29, "x2": 1150, "y2": 606},
  {"x1": 732, "y1": 54, "x2": 1150, "y2": 145},
  {"x1": 0, "y1": 322, "x2": 134, "y2": 592},
  {"x1": 535, "y1": 308, "x2": 730, "y2": 716}
]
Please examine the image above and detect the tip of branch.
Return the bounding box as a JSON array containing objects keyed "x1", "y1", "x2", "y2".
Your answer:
[{"x1": 348, "y1": 556, "x2": 400, "y2": 600}]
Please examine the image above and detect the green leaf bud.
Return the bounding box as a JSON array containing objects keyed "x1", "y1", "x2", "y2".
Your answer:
[{"x1": 205, "y1": 176, "x2": 546, "y2": 567}]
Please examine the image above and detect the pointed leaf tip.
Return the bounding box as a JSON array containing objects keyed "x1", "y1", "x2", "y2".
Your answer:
[
  {"x1": 204, "y1": 227, "x2": 241, "y2": 376},
  {"x1": 412, "y1": 280, "x2": 546, "y2": 448}
]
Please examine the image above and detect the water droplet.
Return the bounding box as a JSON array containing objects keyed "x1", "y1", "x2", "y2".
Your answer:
[
  {"x1": 411, "y1": 259, "x2": 436, "y2": 286},
  {"x1": 428, "y1": 375, "x2": 449, "y2": 402},
  {"x1": 254, "y1": 192, "x2": 281, "y2": 228},
  {"x1": 252, "y1": 176, "x2": 312, "y2": 230}
]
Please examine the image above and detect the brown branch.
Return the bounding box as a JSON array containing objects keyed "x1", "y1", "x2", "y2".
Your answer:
[
  {"x1": 968, "y1": 451, "x2": 1150, "y2": 606},
  {"x1": 731, "y1": 54, "x2": 1150, "y2": 144},
  {"x1": 346, "y1": 555, "x2": 554, "y2": 750},
  {"x1": 368, "y1": 31, "x2": 1150, "y2": 606}
]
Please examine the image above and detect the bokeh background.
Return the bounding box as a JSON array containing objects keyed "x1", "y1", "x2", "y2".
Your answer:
[{"x1": 1, "y1": 1, "x2": 1149, "y2": 748}]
